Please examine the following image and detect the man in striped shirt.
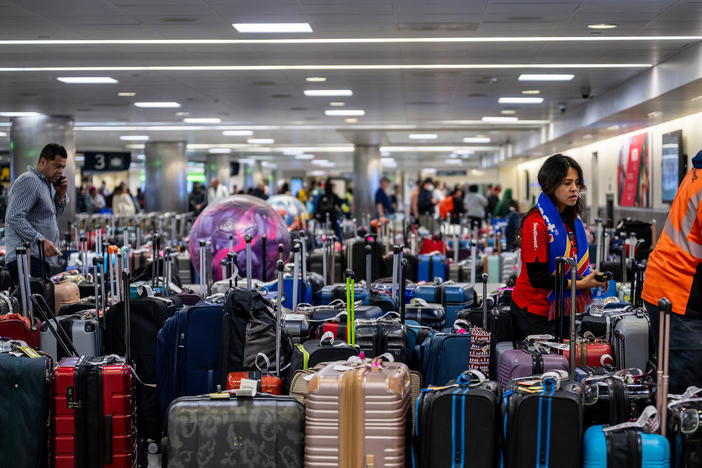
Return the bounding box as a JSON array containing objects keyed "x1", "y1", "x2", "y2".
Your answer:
[{"x1": 5, "y1": 143, "x2": 69, "y2": 283}]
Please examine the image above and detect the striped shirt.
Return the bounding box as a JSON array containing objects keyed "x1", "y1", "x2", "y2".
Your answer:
[{"x1": 5, "y1": 166, "x2": 67, "y2": 265}]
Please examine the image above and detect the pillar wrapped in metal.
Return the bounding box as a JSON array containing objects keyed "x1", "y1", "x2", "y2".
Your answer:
[
  {"x1": 352, "y1": 144, "x2": 382, "y2": 219},
  {"x1": 10, "y1": 115, "x2": 76, "y2": 234},
  {"x1": 144, "y1": 141, "x2": 187, "y2": 212},
  {"x1": 206, "y1": 153, "x2": 230, "y2": 189}
]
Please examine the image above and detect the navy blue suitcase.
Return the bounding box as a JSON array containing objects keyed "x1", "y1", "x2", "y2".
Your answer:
[
  {"x1": 415, "y1": 282, "x2": 474, "y2": 329},
  {"x1": 317, "y1": 284, "x2": 370, "y2": 305},
  {"x1": 582, "y1": 425, "x2": 670, "y2": 467},
  {"x1": 404, "y1": 299, "x2": 445, "y2": 330},
  {"x1": 419, "y1": 330, "x2": 472, "y2": 386},
  {"x1": 156, "y1": 299, "x2": 224, "y2": 418},
  {"x1": 417, "y1": 254, "x2": 447, "y2": 282}
]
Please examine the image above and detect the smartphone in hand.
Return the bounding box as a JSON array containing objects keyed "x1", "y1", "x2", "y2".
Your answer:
[{"x1": 53, "y1": 175, "x2": 66, "y2": 188}]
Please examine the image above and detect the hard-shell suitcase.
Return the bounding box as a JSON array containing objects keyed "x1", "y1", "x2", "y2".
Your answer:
[
  {"x1": 582, "y1": 375, "x2": 654, "y2": 427},
  {"x1": 403, "y1": 298, "x2": 446, "y2": 330},
  {"x1": 415, "y1": 282, "x2": 474, "y2": 329},
  {"x1": 164, "y1": 393, "x2": 304, "y2": 468},
  {"x1": 503, "y1": 376, "x2": 584, "y2": 468},
  {"x1": 667, "y1": 396, "x2": 702, "y2": 467},
  {"x1": 582, "y1": 425, "x2": 670, "y2": 467},
  {"x1": 497, "y1": 346, "x2": 570, "y2": 389},
  {"x1": 561, "y1": 338, "x2": 614, "y2": 368},
  {"x1": 354, "y1": 317, "x2": 407, "y2": 363},
  {"x1": 225, "y1": 371, "x2": 283, "y2": 395},
  {"x1": 51, "y1": 356, "x2": 137, "y2": 468},
  {"x1": 39, "y1": 311, "x2": 101, "y2": 361},
  {"x1": 417, "y1": 254, "x2": 447, "y2": 282},
  {"x1": 413, "y1": 370, "x2": 501, "y2": 468},
  {"x1": 2, "y1": 246, "x2": 41, "y2": 347},
  {"x1": 288, "y1": 335, "x2": 359, "y2": 376},
  {"x1": 304, "y1": 359, "x2": 411, "y2": 467},
  {"x1": 54, "y1": 280, "x2": 80, "y2": 313},
  {"x1": 0, "y1": 341, "x2": 52, "y2": 468}
]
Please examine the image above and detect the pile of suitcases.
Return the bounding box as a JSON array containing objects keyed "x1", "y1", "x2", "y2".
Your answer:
[{"x1": 0, "y1": 213, "x2": 697, "y2": 468}]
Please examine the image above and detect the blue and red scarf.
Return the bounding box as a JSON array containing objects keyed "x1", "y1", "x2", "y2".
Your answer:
[{"x1": 536, "y1": 192, "x2": 591, "y2": 320}]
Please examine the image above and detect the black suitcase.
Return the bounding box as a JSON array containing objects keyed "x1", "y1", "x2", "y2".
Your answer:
[
  {"x1": 457, "y1": 304, "x2": 514, "y2": 380},
  {"x1": 354, "y1": 317, "x2": 407, "y2": 363},
  {"x1": 164, "y1": 393, "x2": 304, "y2": 468},
  {"x1": 309, "y1": 248, "x2": 344, "y2": 284},
  {"x1": 581, "y1": 375, "x2": 653, "y2": 427},
  {"x1": 413, "y1": 371, "x2": 501, "y2": 468},
  {"x1": 504, "y1": 377, "x2": 584, "y2": 468},
  {"x1": 381, "y1": 251, "x2": 418, "y2": 283},
  {"x1": 404, "y1": 299, "x2": 446, "y2": 330},
  {"x1": 346, "y1": 238, "x2": 384, "y2": 284}
]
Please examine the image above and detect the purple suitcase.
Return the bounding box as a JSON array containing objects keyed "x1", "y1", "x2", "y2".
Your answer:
[{"x1": 497, "y1": 348, "x2": 569, "y2": 389}]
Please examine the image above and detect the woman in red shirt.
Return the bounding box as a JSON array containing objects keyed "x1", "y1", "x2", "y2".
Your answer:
[{"x1": 511, "y1": 154, "x2": 605, "y2": 341}]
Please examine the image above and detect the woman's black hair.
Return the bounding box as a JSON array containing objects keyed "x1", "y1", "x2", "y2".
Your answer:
[{"x1": 518, "y1": 153, "x2": 587, "y2": 238}]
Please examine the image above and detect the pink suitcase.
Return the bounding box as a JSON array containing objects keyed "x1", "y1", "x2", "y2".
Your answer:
[{"x1": 305, "y1": 359, "x2": 411, "y2": 467}]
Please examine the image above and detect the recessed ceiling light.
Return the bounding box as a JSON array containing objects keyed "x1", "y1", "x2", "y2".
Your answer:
[
  {"x1": 344, "y1": 118, "x2": 358, "y2": 123},
  {"x1": 424, "y1": 168, "x2": 437, "y2": 174},
  {"x1": 445, "y1": 159, "x2": 463, "y2": 165},
  {"x1": 381, "y1": 151, "x2": 391, "y2": 157},
  {"x1": 136, "y1": 154, "x2": 145, "y2": 160},
  {"x1": 57, "y1": 76, "x2": 118, "y2": 84},
  {"x1": 222, "y1": 130, "x2": 253, "y2": 136},
  {"x1": 304, "y1": 89, "x2": 353, "y2": 96},
  {"x1": 498, "y1": 97, "x2": 544, "y2": 104},
  {"x1": 306, "y1": 76, "x2": 327, "y2": 82},
  {"x1": 247, "y1": 138, "x2": 274, "y2": 144},
  {"x1": 588, "y1": 24, "x2": 618, "y2": 30},
  {"x1": 311, "y1": 159, "x2": 330, "y2": 165},
  {"x1": 0, "y1": 132, "x2": 6, "y2": 137},
  {"x1": 521, "y1": 89, "x2": 541, "y2": 95},
  {"x1": 261, "y1": 161, "x2": 277, "y2": 168},
  {"x1": 409, "y1": 133, "x2": 438, "y2": 140},
  {"x1": 329, "y1": 101, "x2": 345, "y2": 107},
  {"x1": 120, "y1": 135, "x2": 150, "y2": 141},
  {"x1": 239, "y1": 158, "x2": 255, "y2": 165},
  {"x1": 463, "y1": 137, "x2": 491, "y2": 143},
  {"x1": 647, "y1": 111, "x2": 663, "y2": 119},
  {"x1": 519, "y1": 74, "x2": 574, "y2": 81},
  {"x1": 208, "y1": 148, "x2": 231, "y2": 154},
  {"x1": 118, "y1": 92, "x2": 136, "y2": 96},
  {"x1": 501, "y1": 110, "x2": 517, "y2": 115},
  {"x1": 233, "y1": 23, "x2": 313, "y2": 33},
  {"x1": 0, "y1": 112, "x2": 42, "y2": 117},
  {"x1": 183, "y1": 117, "x2": 221, "y2": 123},
  {"x1": 125, "y1": 144, "x2": 145, "y2": 149},
  {"x1": 175, "y1": 111, "x2": 189, "y2": 116},
  {"x1": 482, "y1": 116, "x2": 519, "y2": 122},
  {"x1": 310, "y1": 170, "x2": 326, "y2": 176},
  {"x1": 295, "y1": 153, "x2": 315, "y2": 160},
  {"x1": 134, "y1": 101, "x2": 181, "y2": 108},
  {"x1": 325, "y1": 109, "x2": 365, "y2": 116}
]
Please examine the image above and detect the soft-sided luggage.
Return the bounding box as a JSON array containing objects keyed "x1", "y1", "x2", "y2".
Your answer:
[
  {"x1": 582, "y1": 374, "x2": 654, "y2": 427},
  {"x1": 417, "y1": 253, "x2": 447, "y2": 282},
  {"x1": 582, "y1": 424, "x2": 670, "y2": 467},
  {"x1": 288, "y1": 334, "x2": 359, "y2": 377},
  {"x1": 51, "y1": 356, "x2": 137, "y2": 468},
  {"x1": 503, "y1": 374, "x2": 584, "y2": 468},
  {"x1": 420, "y1": 326, "x2": 472, "y2": 386},
  {"x1": 304, "y1": 359, "x2": 412, "y2": 467},
  {"x1": 413, "y1": 370, "x2": 501, "y2": 468},
  {"x1": 0, "y1": 339, "x2": 52, "y2": 468},
  {"x1": 403, "y1": 298, "x2": 446, "y2": 330},
  {"x1": 164, "y1": 392, "x2": 304, "y2": 468},
  {"x1": 354, "y1": 317, "x2": 407, "y2": 363}
]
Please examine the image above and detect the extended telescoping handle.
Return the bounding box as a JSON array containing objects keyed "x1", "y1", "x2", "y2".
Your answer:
[
  {"x1": 16, "y1": 245, "x2": 32, "y2": 321},
  {"x1": 564, "y1": 257, "x2": 578, "y2": 380},
  {"x1": 657, "y1": 297, "x2": 672, "y2": 436},
  {"x1": 37, "y1": 238, "x2": 47, "y2": 281},
  {"x1": 261, "y1": 234, "x2": 267, "y2": 282},
  {"x1": 299, "y1": 232, "x2": 307, "y2": 283},
  {"x1": 365, "y1": 245, "x2": 373, "y2": 290},
  {"x1": 245, "y1": 235, "x2": 253, "y2": 290},
  {"x1": 276, "y1": 260, "x2": 284, "y2": 376},
  {"x1": 93, "y1": 257, "x2": 103, "y2": 325},
  {"x1": 228, "y1": 251, "x2": 238, "y2": 289},
  {"x1": 151, "y1": 234, "x2": 160, "y2": 288},
  {"x1": 199, "y1": 240, "x2": 207, "y2": 298},
  {"x1": 292, "y1": 241, "x2": 301, "y2": 309},
  {"x1": 391, "y1": 245, "x2": 401, "y2": 303},
  {"x1": 400, "y1": 257, "x2": 408, "y2": 323},
  {"x1": 31, "y1": 293, "x2": 78, "y2": 357},
  {"x1": 122, "y1": 268, "x2": 132, "y2": 362},
  {"x1": 482, "y1": 273, "x2": 489, "y2": 328},
  {"x1": 330, "y1": 235, "x2": 337, "y2": 284},
  {"x1": 345, "y1": 269, "x2": 355, "y2": 345},
  {"x1": 163, "y1": 248, "x2": 172, "y2": 296},
  {"x1": 594, "y1": 218, "x2": 603, "y2": 271},
  {"x1": 470, "y1": 239, "x2": 478, "y2": 287}
]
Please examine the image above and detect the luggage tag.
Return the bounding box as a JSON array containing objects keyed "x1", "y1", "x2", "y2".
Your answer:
[
  {"x1": 18, "y1": 346, "x2": 41, "y2": 358},
  {"x1": 603, "y1": 405, "x2": 660, "y2": 433},
  {"x1": 234, "y1": 379, "x2": 258, "y2": 397}
]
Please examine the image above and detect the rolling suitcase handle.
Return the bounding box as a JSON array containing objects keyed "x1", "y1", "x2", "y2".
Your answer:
[
  {"x1": 151, "y1": 234, "x2": 160, "y2": 289},
  {"x1": 345, "y1": 269, "x2": 355, "y2": 345},
  {"x1": 391, "y1": 245, "x2": 401, "y2": 303},
  {"x1": 564, "y1": 257, "x2": 578, "y2": 379},
  {"x1": 292, "y1": 241, "x2": 301, "y2": 309},
  {"x1": 322, "y1": 236, "x2": 328, "y2": 286},
  {"x1": 37, "y1": 238, "x2": 48, "y2": 281},
  {"x1": 261, "y1": 234, "x2": 267, "y2": 282},
  {"x1": 365, "y1": 245, "x2": 372, "y2": 290},
  {"x1": 227, "y1": 251, "x2": 238, "y2": 289},
  {"x1": 482, "y1": 273, "x2": 489, "y2": 328},
  {"x1": 299, "y1": 232, "x2": 307, "y2": 283},
  {"x1": 199, "y1": 240, "x2": 207, "y2": 297},
  {"x1": 330, "y1": 235, "x2": 337, "y2": 285},
  {"x1": 16, "y1": 245, "x2": 32, "y2": 322},
  {"x1": 400, "y1": 257, "x2": 407, "y2": 323},
  {"x1": 657, "y1": 297, "x2": 672, "y2": 437},
  {"x1": 245, "y1": 235, "x2": 253, "y2": 290},
  {"x1": 31, "y1": 293, "x2": 78, "y2": 358},
  {"x1": 93, "y1": 256, "x2": 104, "y2": 325},
  {"x1": 594, "y1": 218, "x2": 602, "y2": 272},
  {"x1": 122, "y1": 268, "x2": 132, "y2": 363},
  {"x1": 276, "y1": 260, "x2": 284, "y2": 376},
  {"x1": 470, "y1": 239, "x2": 477, "y2": 287},
  {"x1": 163, "y1": 247, "x2": 172, "y2": 297}
]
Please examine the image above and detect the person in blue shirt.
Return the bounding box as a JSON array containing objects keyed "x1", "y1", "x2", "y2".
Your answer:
[{"x1": 375, "y1": 176, "x2": 394, "y2": 218}]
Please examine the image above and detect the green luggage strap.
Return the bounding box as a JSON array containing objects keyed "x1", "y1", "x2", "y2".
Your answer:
[{"x1": 295, "y1": 343, "x2": 310, "y2": 370}]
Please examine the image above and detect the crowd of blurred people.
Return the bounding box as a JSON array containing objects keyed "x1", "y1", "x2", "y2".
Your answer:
[{"x1": 76, "y1": 180, "x2": 144, "y2": 216}]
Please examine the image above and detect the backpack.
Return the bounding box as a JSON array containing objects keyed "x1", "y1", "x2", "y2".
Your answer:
[
  {"x1": 315, "y1": 194, "x2": 336, "y2": 220},
  {"x1": 418, "y1": 189, "x2": 434, "y2": 214}
]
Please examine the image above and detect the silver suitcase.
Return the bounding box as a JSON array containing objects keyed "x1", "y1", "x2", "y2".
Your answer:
[{"x1": 39, "y1": 312, "x2": 102, "y2": 360}]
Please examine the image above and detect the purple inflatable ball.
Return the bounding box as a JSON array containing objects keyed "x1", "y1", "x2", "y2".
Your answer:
[{"x1": 188, "y1": 194, "x2": 291, "y2": 282}]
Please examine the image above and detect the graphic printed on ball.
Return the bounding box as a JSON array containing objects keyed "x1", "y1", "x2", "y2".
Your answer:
[
  {"x1": 267, "y1": 194, "x2": 309, "y2": 227},
  {"x1": 188, "y1": 195, "x2": 291, "y2": 281}
]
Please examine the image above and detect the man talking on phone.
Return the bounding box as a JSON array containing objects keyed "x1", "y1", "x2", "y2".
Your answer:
[{"x1": 5, "y1": 143, "x2": 68, "y2": 283}]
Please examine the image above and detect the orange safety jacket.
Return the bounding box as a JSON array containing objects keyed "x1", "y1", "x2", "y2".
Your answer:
[{"x1": 642, "y1": 164, "x2": 702, "y2": 317}]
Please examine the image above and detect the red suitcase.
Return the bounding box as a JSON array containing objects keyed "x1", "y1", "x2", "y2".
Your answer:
[
  {"x1": 314, "y1": 321, "x2": 348, "y2": 341},
  {"x1": 562, "y1": 339, "x2": 614, "y2": 367},
  {"x1": 0, "y1": 313, "x2": 40, "y2": 348},
  {"x1": 225, "y1": 371, "x2": 283, "y2": 395},
  {"x1": 51, "y1": 356, "x2": 137, "y2": 468}
]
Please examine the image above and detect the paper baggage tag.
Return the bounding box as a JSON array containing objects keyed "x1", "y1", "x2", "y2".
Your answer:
[
  {"x1": 18, "y1": 346, "x2": 41, "y2": 358},
  {"x1": 285, "y1": 313, "x2": 307, "y2": 322},
  {"x1": 235, "y1": 379, "x2": 258, "y2": 397}
]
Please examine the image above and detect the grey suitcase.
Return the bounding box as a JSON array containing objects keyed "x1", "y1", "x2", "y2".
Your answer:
[
  {"x1": 39, "y1": 312, "x2": 102, "y2": 360},
  {"x1": 612, "y1": 311, "x2": 650, "y2": 371},
  {"x1": 165, "y1": 393, "x2": 305, "y2": 468}
]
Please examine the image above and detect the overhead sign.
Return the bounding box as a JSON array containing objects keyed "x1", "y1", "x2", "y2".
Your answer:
[{"x1": 82, "y1": 152, "x2": 131, "y2": 172}]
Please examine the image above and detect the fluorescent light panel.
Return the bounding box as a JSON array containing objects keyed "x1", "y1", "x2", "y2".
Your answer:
[
  {"x1": 409, "y1": 133, "x2": 438, "y2": 140},
  {"x1": 499, "y1": 97, "x2": 544, "y2": 104},
  {"x1": 482, "y1": 116, "x2": 519, "y2": 122},
  {"x1": 0, "y1": 112, "x2": 42, "y2": 117},
  {"x1": 304, "y1": 89, "x2": 353, "y2": 96},
  {"x1": 120, "y1": 135, "x2": 149, "y2": 141},
  {"x1": 233, "y1": 23, "x2": 313, "y2": 33},
  {"x1": 522, "y1": 90, "x2": 541, "y2": 95},
  {"x1": 223, "y1": 130, "x2": 254, "y2": 136},
  {"x1": 588, "y1": 24, "x2": 618, "y2": 29},
  {"x1": 247, "y1": 138, "x2": 275, "y2": 144},
  {"x1": 208, "y1": 148, "x2": 231, "y2": 154},
  {"x1": 306, "y1": 77, "x2": 327, "y2": 82},
  {"x1": 134, "y1": 101, "x2": 180, "y2": 108},
  {"x1": 295, "y1": 153, "x2": 315, "y2": 160},
  {"x1": 184, "y1": 117, "x2": 221, "y2": 123},
  {"x1": 325, "y1": 109, "x2": 365, "y2": 116},
  {"x1": 519, "y1": 74, "x2": 574, "y2": 81},
  {"x1": 118, "y1": 91, "x2": 135, "y2": 96},
  {"x1": 57, "y1": 76, "x2": 117, "y2": 84},
  {"x1": 344, "y1": 118, "x2": 358, "y2": 123},
  {"x1": 329, "y1": 102, "x2": 345, "y2": 107},
  {"x1": 0, "y1": 65, "x2": 648, "y2": 72},
  {"x1": 463, "y1": 137, "x2": 491, "y2": 143}
]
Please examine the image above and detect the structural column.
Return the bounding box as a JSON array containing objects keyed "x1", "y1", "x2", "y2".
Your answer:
[
  {"x1": 10, "y1": 115, "x2": 76, "y2": 234},
  {"x1": 206, "y1": 153, "x2": 230, "y2": 191},
  {"x1": 352, "y1": 144, "x2": 382, "y2": 219},
  {"x1": 144, "y1": 141, "x2": 187, "y2": 212}
]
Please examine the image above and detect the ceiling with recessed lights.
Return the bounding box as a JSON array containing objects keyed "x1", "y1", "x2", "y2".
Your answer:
[{"x1": 0, "y1": 0, "x2": 702, "y2": 171}]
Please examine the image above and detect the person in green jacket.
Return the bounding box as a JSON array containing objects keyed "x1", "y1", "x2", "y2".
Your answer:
[{"x1": 493, "y1": 188, "x2": 519, "y2": 217}]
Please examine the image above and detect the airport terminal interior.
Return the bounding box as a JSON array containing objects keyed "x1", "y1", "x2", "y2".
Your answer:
[{"x1": 2, "y1": 1, "x2": 702, "y2": 467}]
